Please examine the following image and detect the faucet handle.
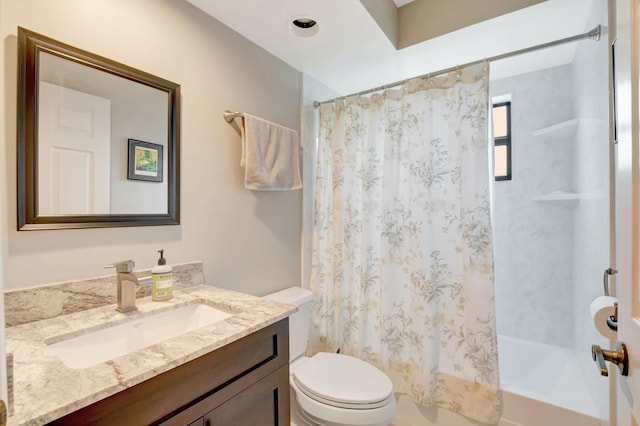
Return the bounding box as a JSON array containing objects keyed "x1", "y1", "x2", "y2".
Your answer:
[{"x1": 105, "y1": 260, "x2": 135, "y2": 273}]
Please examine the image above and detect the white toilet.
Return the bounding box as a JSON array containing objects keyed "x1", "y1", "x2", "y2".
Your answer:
[{"x1": 264, "y1": 287, "x2": 397, "y2": 426}]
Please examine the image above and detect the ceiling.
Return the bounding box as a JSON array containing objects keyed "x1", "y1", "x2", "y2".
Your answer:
[{"x1": 185, "y1": 0, "x2": 597, "y2": 97}]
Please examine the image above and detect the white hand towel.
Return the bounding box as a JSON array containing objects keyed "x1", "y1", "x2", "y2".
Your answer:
[{"x1": 240, "y1": 113, "x2": 302, "y2": 190}]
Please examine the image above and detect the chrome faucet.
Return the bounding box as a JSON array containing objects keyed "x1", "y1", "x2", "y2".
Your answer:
[{"x1": 106, "y1": 260, "x2": 141, "y2": 313}]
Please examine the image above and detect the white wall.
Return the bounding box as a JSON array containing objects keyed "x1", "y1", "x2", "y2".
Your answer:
[
  {"x1": 108, "y1": 81, "x2": 168, "y2": 215},
  {"x1": 0, "y1": 8, "x2": 8, "y2": 408},
  {"x1": 301, "y1": 74, "x2": 340, "y2": 289},
  {"x1": 0, "y1": 0, "x2": 302, "y2": 296}
]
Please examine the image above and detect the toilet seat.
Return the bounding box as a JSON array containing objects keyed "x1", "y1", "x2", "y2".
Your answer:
[
  {"x1": 291, "y1": 379, "x2": 396, "y2": 426},
  {"x1": 293, "y1": 352, "x2": 394, "y2": 409},
  {"x1": 290, "y1": 353, "x2": 397, "y2": 426}
]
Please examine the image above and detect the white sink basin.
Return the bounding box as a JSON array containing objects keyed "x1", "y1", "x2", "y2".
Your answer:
[{"x1": 48, "y1": 303, "x2": 234, "y2": 369}]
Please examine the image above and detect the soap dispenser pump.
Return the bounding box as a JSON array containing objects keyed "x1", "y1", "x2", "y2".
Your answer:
[{"x1": 152, "y1": 249, "x2": 173, "y2": 301}]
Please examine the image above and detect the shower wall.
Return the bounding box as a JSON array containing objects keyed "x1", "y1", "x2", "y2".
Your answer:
[
  {"x1": 573, "y1": 0, "x2": 609, "y2": 356},
  {"x1": 572, "y1": 0, "x2": 610, "y2": 416},
  {"x1": 492, "y1": 1, "x2": 610, "y2": 418},
  {"x1": 491, "y1": 64, "x2": 576, "y2": 348}
]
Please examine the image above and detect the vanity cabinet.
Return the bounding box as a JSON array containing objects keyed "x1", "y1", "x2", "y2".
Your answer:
[{"x1": 48, "y1": 319, "x2": 290, "y2": 426}]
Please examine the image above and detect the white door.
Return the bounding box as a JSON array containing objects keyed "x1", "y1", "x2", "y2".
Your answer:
[
  {"x1": 614, "y1": 0, "x2": 640, "y2": 424},
  {"x1": 0, "y1": 171, "x2": 5, "y2": 422},
  {"x1": 0, "y1": 197, "x2": 6, "y2": 421},
  {"x1": 38, "y1": 82, "x2": 111, "y2": 215},
  {"x1": 0, "y1": 13, "x2": 10, "y2": 420}
]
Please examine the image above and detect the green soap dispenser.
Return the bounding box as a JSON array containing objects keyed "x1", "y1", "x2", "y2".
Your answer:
[{"x1": 152, "y1": 249, "x2": 173, "y2": 301}]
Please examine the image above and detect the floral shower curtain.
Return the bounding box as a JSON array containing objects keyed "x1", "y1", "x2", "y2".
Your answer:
[{"x1": 309, "y1": 63, "x2": 500, "y2": 424}]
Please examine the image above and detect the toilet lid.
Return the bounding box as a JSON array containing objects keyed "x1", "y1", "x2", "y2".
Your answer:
[{"x1": 293, "y1": 352, "x2": 393, "y2": 408}]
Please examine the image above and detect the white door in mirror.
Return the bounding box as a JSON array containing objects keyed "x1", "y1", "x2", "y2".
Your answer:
[{"x1": 38, "y1": 82, "x2": 111, "y2": 215}]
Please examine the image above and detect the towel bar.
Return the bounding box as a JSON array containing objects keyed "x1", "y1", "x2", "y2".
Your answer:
[{"x1": 223, "y1": 110, "x2": 243, "y2": 123}]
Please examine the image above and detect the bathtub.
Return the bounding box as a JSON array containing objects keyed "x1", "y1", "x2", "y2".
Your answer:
[
  {"x1": 383, "y1": 336, "x2": 606, "y2": 426},
  {"x1": 498, "y1": 335, "x2": 603, "y2": 426}
]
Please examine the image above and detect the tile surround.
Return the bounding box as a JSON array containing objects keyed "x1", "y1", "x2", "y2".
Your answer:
[
  {"x1": 492, "y1": 57, "x2": 608, "y2": 354},
  {"x1": 491, "y1": 13, "x2": 610, "y2": 420},
  {"x1": 492, "y1": 64, "x2": 576, "y2": 348},
  {"x1": 571, "y1": 3, "x2": 610, "y2": 419}
]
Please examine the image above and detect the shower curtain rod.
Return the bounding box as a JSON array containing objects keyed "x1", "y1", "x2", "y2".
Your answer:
[{"x1": 313, "y1": 25, "x2": 601, "y2": 108}]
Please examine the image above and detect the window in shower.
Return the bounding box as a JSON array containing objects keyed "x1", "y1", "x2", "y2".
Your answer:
[{"x1": 493, "y1": 101, "x2": 512, "y2": 181}]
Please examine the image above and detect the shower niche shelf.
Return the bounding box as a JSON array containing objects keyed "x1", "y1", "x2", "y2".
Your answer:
[
  {"x1": 532, "y1": 192, "x2": 604, "y2": 206},
  {"x1": 532, "y1": 118, "x2": 579, "y2": 139},
  {"x1": 532, "y1": 192, "x2": 580, "y2": 206}
]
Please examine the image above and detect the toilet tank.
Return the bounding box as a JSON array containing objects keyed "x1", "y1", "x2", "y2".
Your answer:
[{"x1": 263, "y1": 287, "x2": 313, "y2": 360}]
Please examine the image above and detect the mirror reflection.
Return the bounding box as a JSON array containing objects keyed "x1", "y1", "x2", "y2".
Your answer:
[
  {"x1": 18, "y1": 27, "x2": 180, "y2": 230},
  {"x1": 38, "y1": 52, "x2": 169, "y2": 215}
]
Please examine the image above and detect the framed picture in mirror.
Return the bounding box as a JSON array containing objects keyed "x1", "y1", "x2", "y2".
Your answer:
[{"x1": 128, "y1": 139, "x2": 163, "y2": 183}]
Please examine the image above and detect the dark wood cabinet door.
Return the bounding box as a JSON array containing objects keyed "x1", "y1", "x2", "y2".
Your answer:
[{"x1": 204, "y1": 365, "x2": 290, "y2": 426}]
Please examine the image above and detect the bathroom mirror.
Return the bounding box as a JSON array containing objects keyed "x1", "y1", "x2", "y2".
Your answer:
[{"x1": 17, "y1": 27, "x2": 180, "y2": 230}]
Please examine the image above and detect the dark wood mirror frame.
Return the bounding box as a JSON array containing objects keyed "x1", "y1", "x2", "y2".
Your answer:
[{"x1": 17, "y1": 27, "x2": 180, "y2": 230}]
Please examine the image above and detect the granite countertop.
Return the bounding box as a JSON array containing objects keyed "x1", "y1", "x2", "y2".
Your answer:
[{"x1": 5, "y1": 285, "x2": 296, "y2": 425}]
